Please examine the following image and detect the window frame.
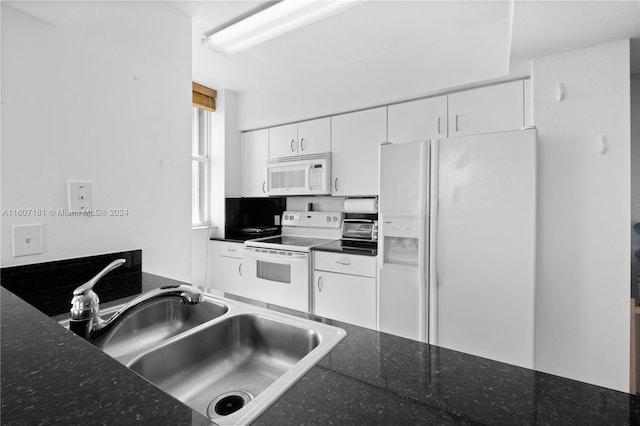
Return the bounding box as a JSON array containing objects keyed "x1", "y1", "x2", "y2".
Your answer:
[{"x1": 192, "y1": 106, "x2": 211, "y2": 227}]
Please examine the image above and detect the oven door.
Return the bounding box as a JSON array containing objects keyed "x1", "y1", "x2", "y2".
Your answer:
[{"x1": 242, "y1": 247, "x2": 310, "y2": 312}]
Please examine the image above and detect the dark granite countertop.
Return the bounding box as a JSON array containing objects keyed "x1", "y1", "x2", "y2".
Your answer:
[
  {"x1": 312, "y1": 239, "x2": 378, "y2": 257},
  {"x1": 3, "y1": 273, "x2": 640, "y2": 425},
  {"x1": 209, "y1": 236, "x2": 247, "y2": 243}
]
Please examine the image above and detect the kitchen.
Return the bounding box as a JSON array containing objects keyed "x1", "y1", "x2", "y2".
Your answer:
[{"x1": 1, "y1": 0, "x2": 640, "y2": 424}]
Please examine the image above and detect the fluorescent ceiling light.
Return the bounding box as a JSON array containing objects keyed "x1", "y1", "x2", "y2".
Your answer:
[{"x1": 202, "y1": 0, "x2": 364, "y2": 56}]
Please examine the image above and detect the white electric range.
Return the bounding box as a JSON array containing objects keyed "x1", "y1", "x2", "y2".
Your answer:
[{"x1": 243, "y1": 211, "x2": 343, "y2": 312}]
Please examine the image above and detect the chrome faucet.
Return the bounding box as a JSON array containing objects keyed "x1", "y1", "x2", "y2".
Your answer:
[{"x1": 69, "y1": 259, "x2": 203, "y2": 342}]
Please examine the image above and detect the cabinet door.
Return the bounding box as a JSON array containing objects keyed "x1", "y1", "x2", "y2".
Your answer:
[
  {"x1": 331, "y1": 107, "x2": 387, "y2": 196},
  {"x1": 298, "y1": 117, "x2": 330, "y2": 155},
  {"x1": 240, "y1": 129, "x2": 269, "y2": 197},
  {"x1": 388, "y1": 95, "x2": 447, "y2": 143},
  {"x1": 205, "y1": 241, "x2": 222, "y2": 292},
  {"x1": 269, "y1": 123, "x2": 298, "y2": 158},
  {"x1": 219, "y1": 255, "x2": 243, "y2": 295},
  {"x1": 448, "y1": 80, "x2": 524, "y2": 137},
  {"x1": 313, "y1": 270, "x2": 376, "y2": 329}
]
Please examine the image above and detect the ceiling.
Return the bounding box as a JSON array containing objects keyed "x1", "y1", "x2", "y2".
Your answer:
[
  {"x1": 182, "y1": 0, "x2": 640, "y2": 93},
  {"x1": 5, "y1": 0, "x2": 640, "y2": 95}
]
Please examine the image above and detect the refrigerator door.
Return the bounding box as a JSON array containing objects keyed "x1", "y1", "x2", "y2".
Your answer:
[
  {"x1": 378, "y1": 141, "x2": 429, "y2": 342},
  {"x1": 434, "y1": 129, "x2": 537, "y2": 368}
]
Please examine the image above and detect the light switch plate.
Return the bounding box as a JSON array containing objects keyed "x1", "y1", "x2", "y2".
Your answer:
[
  {"x1": 12, "y1": 224, "x2": 43, "y2": 257},
  {"x1": 68, "y1": 181, "x2": 93, "y2": 212}
]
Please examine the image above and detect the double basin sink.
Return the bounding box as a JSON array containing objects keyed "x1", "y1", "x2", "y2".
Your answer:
[{"x1": 60, "y1": 294, "x2": 346, "y2": 425}]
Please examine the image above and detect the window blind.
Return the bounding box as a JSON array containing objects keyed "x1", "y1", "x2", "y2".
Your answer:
[{"x1": 192, "y1": 82, "x2": 217, "y2": 112}]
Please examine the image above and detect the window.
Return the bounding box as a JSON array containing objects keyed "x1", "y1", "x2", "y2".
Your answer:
[{"x1": 192, "y1": 107, "x2": 210, "y2": 226}]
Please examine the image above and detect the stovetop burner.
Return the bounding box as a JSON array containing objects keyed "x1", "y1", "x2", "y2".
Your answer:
[{"x1": 251, "y1": 235, "x2": 332, "y2": 248}]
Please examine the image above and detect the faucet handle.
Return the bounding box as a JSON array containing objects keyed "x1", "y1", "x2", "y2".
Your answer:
[
  {"x1": 70, "y1": 259, "x2": 126, "y2": 321},
  {"x1": 73, "y1": 259, "x2": 126, "y2": 296}
]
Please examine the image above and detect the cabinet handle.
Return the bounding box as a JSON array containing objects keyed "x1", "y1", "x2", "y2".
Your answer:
[
  {"x1": 336, "y1": 259, "x2": 351, "y2": 266},
  {"x1": 290, "y1": 139, "x2": 296, "y2": 152},
  {"x1": 238, "y1": 263, "x2": 243, "y2": 276},
  {"x1": 334, "y1": 177, "x2": 339, "y2": 192},
  {"x1": 300, "y1": 138, "x2": 305, "y2": 151},
  {"x1": 455, "y1": 114, "x2": 459, "y2": 132},
  {"x1": 262, "y1": 181, "x2": 266, "y2": 193},
  {"x1": 437, "y1": 117, "x2": 441, "y2": 134},
  {"x1": 317, "y1": 276, "x2": 323, "y2": 292},
  {"x1": 227, "y1": 248, "x2": 237, "y2": 252}
]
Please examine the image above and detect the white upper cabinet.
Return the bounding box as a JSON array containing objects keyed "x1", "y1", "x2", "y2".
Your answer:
[
  {"x1": 331, "y1": 107, "x2": 387, "y2": 197},
  {"x1": 268, "y1": 118, "x2": 330, "y2": 159},
  {"x1": 448, "y1": 80, "x2": 525, "y2": 137},
  {"x1": 268, "y1": 123, "x2": 298, "y2": 158},
  {"x1": 240, "y1": 129, "x2": 269, "y2": 197},
  {"x1": 388, "y1": 95, "x2": 448, "y2": 143},
  {"x1": 297, "y1": 117, "x2": 330, "y2": 155},
  {"x1": 524, "y1": 79, "x2": 533, "y2": 127}
]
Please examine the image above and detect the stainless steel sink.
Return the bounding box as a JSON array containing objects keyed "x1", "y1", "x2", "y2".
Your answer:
[
  {"x1": 93, "y1": 298, "x2": 228, "y2": 362},
  {"x1": 59, "y1": 293, "x2": 346, "y2": 425},
  {"x1": 129, "y1": 313, "x2": 321, "y2": 422}
]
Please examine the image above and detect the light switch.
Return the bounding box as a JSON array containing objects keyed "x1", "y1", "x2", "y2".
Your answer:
[
  {"x1": 68, "y1": 181, "x2": 93, "y2": 211},
  {"x1": 12, "y1": 224, "x2": 43, "y2": 257}
]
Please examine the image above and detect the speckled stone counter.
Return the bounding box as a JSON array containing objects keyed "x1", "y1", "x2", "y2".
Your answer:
[
  {"x1": 1, "y1": 275, "x2": 210, "y2": 426},
  {"x1": 3, "y1": 274, "x2": 640, "y2": 425}
]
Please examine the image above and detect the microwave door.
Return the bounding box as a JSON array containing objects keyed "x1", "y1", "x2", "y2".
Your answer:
[{"x1": 266, "y1": 153, "x2": 331, "y2": 196}]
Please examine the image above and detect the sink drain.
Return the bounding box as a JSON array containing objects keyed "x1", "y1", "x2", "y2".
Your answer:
[{"x1": 207, "y1": 390, "x2": 253, "y2": 419}]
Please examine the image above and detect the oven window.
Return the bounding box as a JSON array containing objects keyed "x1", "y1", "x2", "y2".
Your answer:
[{"x1": 257, "y1": 260, "x2": 291, "y2": 284}]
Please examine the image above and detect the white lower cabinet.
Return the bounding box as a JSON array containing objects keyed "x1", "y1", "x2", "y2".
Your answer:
[
  {"x1": 208, "y1": 241, "x2": 244, "y2": 296},
  {"x1": 219, "y1": 254, "x2": 243, "y2": 295},
  {"x1": 313, "y1": 251, "x2": 377, "y2": 330}
]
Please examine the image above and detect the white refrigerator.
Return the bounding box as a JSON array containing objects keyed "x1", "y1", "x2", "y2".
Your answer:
[{"x1": 378, "y1": 129, "x2": 537, "y2": 368}]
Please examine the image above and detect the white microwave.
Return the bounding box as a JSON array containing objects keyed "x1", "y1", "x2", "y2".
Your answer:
[{"x1": 266, "y1": 153, "x2": 331, "y2": 196}]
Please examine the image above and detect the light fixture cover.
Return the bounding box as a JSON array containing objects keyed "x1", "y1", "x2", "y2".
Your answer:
[{"x1": 202, "y1": 0, "x2": 363, "y2": 56}]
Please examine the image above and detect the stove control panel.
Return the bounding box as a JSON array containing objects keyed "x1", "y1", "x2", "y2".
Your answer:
[{"x1": 282, "y1": 211, "x2": 343, "y2": 228}]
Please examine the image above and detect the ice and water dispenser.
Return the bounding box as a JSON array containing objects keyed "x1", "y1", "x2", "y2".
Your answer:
[{"x1": 381, "y1": 217, "x2": 420, "y2": 267}]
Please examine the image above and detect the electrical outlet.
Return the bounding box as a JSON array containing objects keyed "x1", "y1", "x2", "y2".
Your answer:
[
  {"x1": 68, "y1": 181, "x2": 93, "y2": 211},
  {"x1": 12, "y1": 224, "x2": 43, "y2": 257}
]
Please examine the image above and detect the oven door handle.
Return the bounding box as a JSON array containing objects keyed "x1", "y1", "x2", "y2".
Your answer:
[{"x1": 243, "y1": 247, "x2": 308, "y2": 261}]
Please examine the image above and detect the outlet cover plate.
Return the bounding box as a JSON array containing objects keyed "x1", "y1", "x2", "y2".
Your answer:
[
  {"x1": 68, "y1": 181, "x2": 93, "y2": 212},
  {"x1": 12, "y1": 224, "x2": 43, "y2": 257}
]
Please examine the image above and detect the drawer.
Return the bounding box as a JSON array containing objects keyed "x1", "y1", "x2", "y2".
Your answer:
[
  {"x1": 314, "y1": 251, "x2": 377, "y2": 277},
  {"x1": 216, "y1": 241, "x2": 244, "y2": 259}
]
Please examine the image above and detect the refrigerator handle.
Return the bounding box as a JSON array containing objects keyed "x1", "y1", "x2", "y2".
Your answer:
[{"x1": 429, "y1": 139, "x2": 440, "y2": 346}]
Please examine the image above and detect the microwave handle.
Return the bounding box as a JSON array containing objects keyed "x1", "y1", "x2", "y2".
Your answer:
[{"x1": 307, "y1": 164, "x2": 313, "y2": 190}]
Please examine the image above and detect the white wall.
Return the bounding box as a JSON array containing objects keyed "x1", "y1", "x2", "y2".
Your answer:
[
  {"x1": 236, "y1": 16, "x2": 513, "y2": 131},
  {"x1": 1, "y1": 3, "x2": 193, "y2": 281},
  {"x1": 207, "y1": 89, "x2": 240, "y2": 239},
  {"x1": 191, "y1": 90, "x2": 241, "y2": 285},
  {"x1": 632, "y1": 75, "x2": 640, "y2": 298},
  {"x1": 533, "y1": 40, "x2": 631, "y2": 392},
  {"x1": 632, "y1": 75, "x2": 640, "y2": 388}
]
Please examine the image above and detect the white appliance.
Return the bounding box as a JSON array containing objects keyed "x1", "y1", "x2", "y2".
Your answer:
[
  {"x1": 378, "y1": 129, "x2": 537, "y2": 368},
  {"x1": 243, "y1": 211, "x2": 343, "y2": 312},
  {"x1": 266, "y1": 153, "x2": 331, "y2": 196}
]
